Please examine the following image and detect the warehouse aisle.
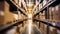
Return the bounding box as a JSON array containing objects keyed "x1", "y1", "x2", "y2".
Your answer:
[
  {"x1": 0, "y1": 0, "x2": 60, "y2": 34},
  {"x1": 20, "y1": 25, "x2": 42, "y2": 34}
]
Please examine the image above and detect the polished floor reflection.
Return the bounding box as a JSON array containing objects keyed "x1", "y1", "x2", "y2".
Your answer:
[{"x1": 20, "y1": 25, "x2": 42, "y2": 34}]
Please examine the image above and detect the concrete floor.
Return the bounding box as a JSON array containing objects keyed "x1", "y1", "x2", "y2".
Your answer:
[
  {"x1": 0, "y1": 24, "x2": 42, "y2": 34},
  {"x1": 20, "y1": 25, "x2": 42, "y2": 34}
]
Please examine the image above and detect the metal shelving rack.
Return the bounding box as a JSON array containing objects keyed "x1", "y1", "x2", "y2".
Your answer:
[
  {"x1": 0, "y1": 0, "x2": 28, "y2": 32},
  {"x1": 0, "y1": 19, "x2": 27, "y2": 33},
  {"x1": 33, "y1": 0, "x2": 60, "y2": 33},
  {"x1": 0, "y1": 0, "x2": 60, "y2": 34},
  {"x1": 33, "y1": 19, "x2": 60, "y2": 30},
  {"x1": 34, "y1": 0, "x2": 59, "y2": 17},
  {"x1": 5, "y1": 0, "x2": 27, "y2": 16}
]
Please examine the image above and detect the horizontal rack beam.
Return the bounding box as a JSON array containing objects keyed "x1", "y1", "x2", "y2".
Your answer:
[
  {"x1": 0, "y1": 19, "x2": 27, "y2": 32},
  {"x1": 34, "y1": 0, "x2": 59, "y2": 17},
  {"x1": 5, "y1": 0, "x2": 27, "y2": 16},
  {"x1": 33, "y1": 19, "x2": 60, "y2": 30}
]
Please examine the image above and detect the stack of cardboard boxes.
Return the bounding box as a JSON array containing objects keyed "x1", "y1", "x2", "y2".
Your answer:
[{"x1": 37, "y1": 0, "x2": 60, "y2": 34}]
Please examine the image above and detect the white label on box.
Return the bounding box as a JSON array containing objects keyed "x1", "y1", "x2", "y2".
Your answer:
[
  {"x1": 13, "y1": 14, "x2": 18, "y2": 20},
  {"x1": 0, "y1": 11, "x2": 4, "y2": 16}
]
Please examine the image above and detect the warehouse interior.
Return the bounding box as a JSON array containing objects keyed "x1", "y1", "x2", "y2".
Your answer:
[{"x1": 0, "y1": 0, "x2": 60, "y2": 34}]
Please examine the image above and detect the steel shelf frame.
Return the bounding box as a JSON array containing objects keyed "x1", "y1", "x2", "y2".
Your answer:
[
  {"x1": 34, "y1": 0, "x2": 59, "y2": 17},
  {"x1": 0, "y1": 19, "x2": 27, "y2": 33},
  {"x1": 33, "y1": 19, "x2": 60, "y2": 30},
  {"x1": 5, "y1": 0, "x2": 27, "y2": 16}
]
